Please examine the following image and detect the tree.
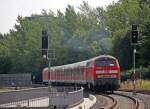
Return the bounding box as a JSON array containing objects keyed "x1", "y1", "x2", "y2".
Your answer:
[{"x1": 139, "y1": 21, "x2": 150, "y2": 66}]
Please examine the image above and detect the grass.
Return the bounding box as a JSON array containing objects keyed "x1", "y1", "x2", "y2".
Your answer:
[{"x1": 120, "y1": 79, "x2": 150, "y2": 90}]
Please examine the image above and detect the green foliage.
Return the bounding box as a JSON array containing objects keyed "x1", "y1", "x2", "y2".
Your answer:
[
  {"x1": 0, "y1": 2, "x2": 109, "y2": 81},
  {"x1": 0, "y1": 0, "x2": 149, "y2": 81},
  {"x1": 105, "y1": 0, "x2": 150, "y2": 70},
  {"x1": 121, "y1": 66, "x2": 150, "y2": 81},
  {"x1": 0, "y1": 56, "x2": 12, "y2": 74},
  {"x1": 139, "y1": 21, "x2": 150, "y2": 66}
]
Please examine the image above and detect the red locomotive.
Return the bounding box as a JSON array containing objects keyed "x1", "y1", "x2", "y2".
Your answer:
[{"x1": 42, "y1": 55, "x2": 120, "y2": 91}]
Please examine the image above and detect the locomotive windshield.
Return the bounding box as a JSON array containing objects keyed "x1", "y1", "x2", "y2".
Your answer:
[{"x1": 95, "y1": 58, "x2": 116, "y2": 66}]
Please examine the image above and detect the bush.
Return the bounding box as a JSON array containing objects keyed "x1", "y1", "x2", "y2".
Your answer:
[
  {"x1": 121, "y1": 66, "x2": 150, "y2": 81},
  {"x1": 0, "y1": 56, "x2": 12, "y2": 74}
]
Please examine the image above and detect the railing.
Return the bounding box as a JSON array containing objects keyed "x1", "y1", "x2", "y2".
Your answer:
[
  {"x1": 0, "y1": 86, "x2": 84, "y2": 109},
  {"x1": 49, "y1": 87, "x2": 84, "y2": 107},
  {"x1": 0, "y1": 96, "x2": 49, "y2": 107}
]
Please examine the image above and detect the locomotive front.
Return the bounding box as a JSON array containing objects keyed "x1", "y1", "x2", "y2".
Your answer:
[{"x1": 93, "y1": 55, "x2": 120, "y2": 91}]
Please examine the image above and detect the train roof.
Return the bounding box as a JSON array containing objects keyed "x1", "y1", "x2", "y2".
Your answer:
[
  {"x1": 43, "y1": 55, "x2": 116, "y2": 71},
  {"x1": 90, "y1": 55, "x2": 116, "y2": 60},
  {"x1": 43, "y1": 60, "x2": 88, "y2": 71}
]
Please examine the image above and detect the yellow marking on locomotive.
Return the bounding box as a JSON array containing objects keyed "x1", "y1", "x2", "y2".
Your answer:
[{"x1": 97, "y1": 75, "x2": 112, "y2": 78}]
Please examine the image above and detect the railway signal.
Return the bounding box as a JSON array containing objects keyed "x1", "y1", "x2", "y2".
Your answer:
[
  {"x1": 131, "y1": 24, "x2": 138, "y2": 44},
  {"x1": 130, "y1": 24, "x2": 138, "y2": 95},
  {"x1": 41, "y1": 29, "x2": 56, "y2": 90},
  {"x1": 42, "y1": 30, "x2": 48, "y2": 58}
]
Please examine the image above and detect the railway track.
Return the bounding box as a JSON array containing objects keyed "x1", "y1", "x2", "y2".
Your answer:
[
  {"x1": 92, "y1": 92, "x2": 140, "y2": 109},
  {"x1": 119, "y1": 89, "x2": 150, "y2": 95},
  {"x1": 92, "y1": 93, "x2": 117, "y2": 109},
  {"x1": 116, "y1": 90, "x2": 150, "y2": 109},
  {"x1": 111, "y1": 93, "x2": 139, "y2": 109}
]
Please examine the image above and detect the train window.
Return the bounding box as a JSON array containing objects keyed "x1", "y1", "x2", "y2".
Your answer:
[{"x1": 95, "y1": 58, "x2": 116, "y2": 66}]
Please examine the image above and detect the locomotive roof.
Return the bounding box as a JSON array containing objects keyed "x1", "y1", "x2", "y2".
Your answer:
[{"x1": 43, "y1": 55, "x2": 116, "y2": 71}]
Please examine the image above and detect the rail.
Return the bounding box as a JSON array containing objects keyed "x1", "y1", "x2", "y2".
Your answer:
[
  {"x1": 103, "y1": 94, "x2": 117, "y2": 109},
  {"x1": 91, "y1": 92, "x2": 117, "y2": 109},
  {"x1": 116, "y1": 90, "x2": 150, "y2": 109},
  {"x1": 113, "y1": 93, "x2": 139, "y2": 109},
  {"x1": 94, "y1": 92, "x2": 139, "y2": 109}
]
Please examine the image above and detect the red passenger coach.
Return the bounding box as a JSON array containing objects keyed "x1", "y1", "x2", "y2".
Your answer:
[{"x1": 42, "y1": 55, "x2": 120, "y2": 91}]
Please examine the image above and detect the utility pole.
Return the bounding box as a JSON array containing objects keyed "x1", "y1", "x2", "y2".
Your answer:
[{"x1": 133, "y1": 45, "x2": 136, "y2": 94}]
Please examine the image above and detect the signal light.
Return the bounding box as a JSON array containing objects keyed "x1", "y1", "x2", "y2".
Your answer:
[
  {"x1": 132, "y1": 24, "x2": 137, "y2": 31},
  {"x1": 131, "y1": 24, "x2": 138, "y2": 44},
  {"x1": 42, "y1": 30, "x2": 48, "y2": 57},
  {"x1": 131, "y1": 31, "x2": 138, "y2": 44}
]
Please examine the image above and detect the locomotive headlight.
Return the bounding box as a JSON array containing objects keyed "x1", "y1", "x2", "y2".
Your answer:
[
  {"x1": 110, "y1": 70, "x2": 117, "y2": 73},
  {"x1": 96, "y1": 70, "x2": 104, "y2": 74}
]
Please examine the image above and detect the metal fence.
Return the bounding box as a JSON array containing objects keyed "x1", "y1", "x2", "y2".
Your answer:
[
  {"x1": 0, "y1": 96, "x2": 49, "y2": 107},
  {"x1": 0, "y1": 74, "x2": 31, "y2": 86},
  {"x1": 0, "y1": 86, "x2": 84, "y2": 109},
  {"x1": 48, "y1": 86, "x2": 84, "y2": 107}
]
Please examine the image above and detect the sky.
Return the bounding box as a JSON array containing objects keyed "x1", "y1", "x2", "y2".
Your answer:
[{"x1": 0, "y1": 0, "x2": 118, "y2": 34}]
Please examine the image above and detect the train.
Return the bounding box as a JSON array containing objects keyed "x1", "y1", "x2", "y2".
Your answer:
[{"x1": 42, "y1": 55, "x2": 120, "y2": 92}]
